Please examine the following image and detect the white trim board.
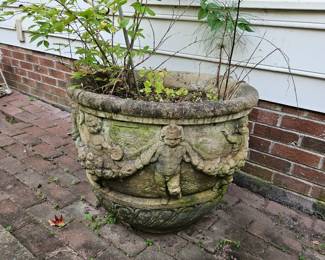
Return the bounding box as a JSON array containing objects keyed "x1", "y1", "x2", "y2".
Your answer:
[{"x1": 148, "y1": 0, "x2": 325, "y2": 10}]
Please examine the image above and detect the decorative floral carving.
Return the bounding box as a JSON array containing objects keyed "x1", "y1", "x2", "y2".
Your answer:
[{"x1": 74, "y1": 117, "x2": 249, "y2": 198}]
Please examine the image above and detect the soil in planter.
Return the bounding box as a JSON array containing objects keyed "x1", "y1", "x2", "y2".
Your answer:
[{"x1": 72, "y1": 69, "x2": 219, "y2": 103}]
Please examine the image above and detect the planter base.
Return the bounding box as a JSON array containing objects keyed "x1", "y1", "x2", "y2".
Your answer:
[{"x1": 94, "y1": 186, "x2": 225, "y2": 233}]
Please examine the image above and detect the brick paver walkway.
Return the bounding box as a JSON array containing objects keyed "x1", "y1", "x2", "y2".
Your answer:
[{"x1": 0, "y1": 91, "x2": 324, "y2": 260}]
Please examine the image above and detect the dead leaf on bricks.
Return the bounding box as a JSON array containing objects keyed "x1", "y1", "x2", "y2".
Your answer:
[{"x1": 48, "y1": 215, "x2": 65, "y2": 227}]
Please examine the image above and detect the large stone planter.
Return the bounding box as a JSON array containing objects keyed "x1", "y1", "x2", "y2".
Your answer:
[{"x1": 68, "y1": 73, "x2": 258, "y2": 233}]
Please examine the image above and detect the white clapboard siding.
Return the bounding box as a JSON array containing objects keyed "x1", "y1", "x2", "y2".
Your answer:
[{"x1": 0, "y1": 0, "x2": 325, "y2": 113}]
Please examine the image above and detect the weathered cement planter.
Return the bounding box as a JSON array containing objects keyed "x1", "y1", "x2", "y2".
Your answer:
[{"x1": 68, "y1": 73, "x2": 258, "y2": 233}]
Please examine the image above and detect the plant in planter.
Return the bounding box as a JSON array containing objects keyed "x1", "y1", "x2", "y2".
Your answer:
[{"x1": 0, "y1": 0, "x2": 258, "y2": 232}]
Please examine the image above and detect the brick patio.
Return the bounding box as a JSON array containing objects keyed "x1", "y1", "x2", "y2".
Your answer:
[{"x1": 0, "y1": 91, "x2": 324, "y2": 260}]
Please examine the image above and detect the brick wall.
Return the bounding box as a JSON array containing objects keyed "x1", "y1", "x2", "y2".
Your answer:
[
  {"x1": 246, "y1": 102, "x2": 325, "y2": 203},
  {"x1": 1, "y1": 43, "x2": 325, "y2": 205},
  {"x1": 0, "y1": 44, "x2": 73, "y2": 108}
]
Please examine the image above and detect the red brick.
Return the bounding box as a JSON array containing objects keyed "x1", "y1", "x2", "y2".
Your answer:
[
  {"x1": 281, "y1": 106, "x2": 306, "y2": 117},
  {"x1": 22, "y1": 104, "x2": 44, "y2": 114},
  {"x1": 15, "y1": 67, "x2": 27, "y2": 77},
  {"x1": 2, "y1": 64, "x2": 14, "y2": 73},
  {"x1": 15, "y1": 168, "x2": 48, "y2": 190},
  {"x1": 1, "y1": 56, "x2": 11, "y2": 65},
  {"x1": 49, "y1": 69, "x2": 65, "y2": 79},
  {"x1": 46, "y1": 125, "x2": 70, "y2": 138},
  {"x1": 14, "y1": 111, "x2": 40, "y2": 123},
  {"x1": 292, "y1": 164, "x2": 325, "y2": 186},
  {"x1": 300, "y1": 136, "x2": 325, "y2": 154},
  {"x1": 0, "y1": 104, "x2": 23, "y2": 116},
  {"x1": 39, "y1": 57, "x2": 55, "y2": 67},
  {"x1": 11, "y1": 59, "x2": 19, "y2": 66},
  {"x1": 14, "y1": 133, "x2": 42, "y2": 146},
  {"x1": 13, "y1": 223, "x2": 65, "y2": 257},
  {"x1": 249, "y1": 150, "x2": 291, "y2": 173},
  {"x1": 63, "y1": 144, "x2": 78, "y2": 160},
  {"x1": 4, "y1": 143, "x2": 31, "y2": 160},
  {"x1": 28, "y1": 71, "x2": 41, "y2": 81},
  {"x1": 273, "y1": 173, "x2": 311, "y2": 196},
  {"x1": 20, "y1": 61, "x2": 33, "y2": 70},
  {"x1": 281, "y1": 115, "x2": 325, "y2": 139},
  {"x1": 42, "y1": 75, "x2": 56, "y2": 85},
  {"x1": 40, "y1": 134, "x2": 69, "y2": 148},
  {"x1": 310, "y1": 186, "x2": 325, "y2": 201},
  {"x1": 69, "y1": 181, "x2": 97, "y2": 206},
  {"x1": 306, "y1": 111, "x2": 325, "y2": 122},
  {"x1": 0, "y1": 122, "x2": 31, "y2": 137},
  {"x1": 51, "y1": 86, "x2": 67, "y2": 97},
  {"x1": 25, "y1": 54, "x2": 39, "y2": 64},
  {"x1": 0, "y1": 156, "x2": 27, "y2": 174},
  {"x1": 44, "y1": 93, "x2": 60, "y2": 104},
  {"x1": 24, "y1": 126, "x2": 47, "y2": 138},
  {"x1": 253, "y1": 123, "x2": 299, "y2": 144},
  {"x1": 12, "y1": 51, "x2": 25, "y2": 61},
  {"x1": 8, "y1": 97, "x2": 30, "y2": 107},
  {"x1": 23, "y1": 155, "x2": 56, "y2": 173},
  {"x1": 56, "y1": 80, "x2": 69, "y2": 89},
  {"x1": 0, "y1": 149, "x2": 8, "y2": 160},
  {"x1": 0, "y1": 170, "x2": 17, "y2": 189},
  {"x1": 249, "y1": 135, "x2": 270, "y2": 153},
  {"x1": 42, "y1": 182, "x2": 78, "y2": 208},
  {"x1": 257, "y1": 100, "x2": 282, "y2": 112},
  {"x1": 64, "y1": 72, "x2": 72, "y2": 81},
  {"x1": 55, "y1": 61, "x2": 72, "y2": 72},
  {"x1": 6, "y1": 73, "x2": 21, "y2": 83},
  {"x1": 4, "y1": 179, "x2": 42, "y2": 208},
  {"x1": 0, "y1": 48, "x2": 12, "y2": 57},
  {"x1": 0, "y1": 135, "x2": 15, "y2": 147},
  {"x1": 32, "y1": 118, "x2": 58, "y2": 129},
  {"x1": 242, "y1": 162, "x2": 274, "y2": 182},
  {"x1": 55, "y1": 155, "x2": 81, "y2": 172},
  {"x1": 35, "y1": 81, "x2": 53, "y2": 94},
  {"x1": 58, "y1": 222, "x2": 106, "y2": 259},
  {"x1": 34, "y1": 64, "x2": 48, "y2": 75},
  {"x1": 265, "y1": 200, "x2": 313, "y2": 229},
  {"x1": 32, "y1": 143, "x2": 63, "y2": 159},
  {"x1": 22, "y1": 77, "x2": 36, "y2": 88},
  {"x1": 271, "y1": 143, "x2": 321, "y2": 168},
  {"x1": 57, "y1": 97, "x2": 71, "y2": 107},
  {"x1": 0, "y1": 199, "x2": 33, "y2": 231}
]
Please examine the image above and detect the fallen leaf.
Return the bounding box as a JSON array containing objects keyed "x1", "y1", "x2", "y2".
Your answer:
[{"x1": 49, "y1": 215, "x2": 65, "y2": 227}]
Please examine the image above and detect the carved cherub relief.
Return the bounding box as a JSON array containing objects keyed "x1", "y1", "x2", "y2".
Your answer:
[{"x1": 150, "y1": 124, "x2": 189, "y2": 198}]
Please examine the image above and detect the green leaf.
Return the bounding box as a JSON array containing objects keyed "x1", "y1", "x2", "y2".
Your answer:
[
  {"x1": 131, "y1": 2, "x2": 143, "y2": 13},
  {"x1": 207, "y1": 15, "x2": 223, "y2": 31},
  {"x1": 79, "y1": 8, "x2": 93, "y2": 19},
  {"x1": 54, "y1": 22, "x2": 64, "y2": 32},
  {"x1": 198, "y1": 8, "x2": 207, "y2": 20},
  {"x1": 43, "y1": 40, "x2": 49, "y2": 48},
  {"x1": 145, "y1": 7, "x2": 155, "y2": 16},
  {"x1": 36, "y1": 40, "x2": 43, "y2": 47},
  {"x1": 118, "y1": 18, "x2": 129, "y2": 28},
  {"x1": 84, "y1": 212, "x2": 93, "y2": 221},
  {"x1": 30, "y1": 34, "x2": 40, "y2": 42},
  {"x1": 144, "y1": 81, "x2": 152, "y2": 88},
  {"x1": 238, "y1": 22, "x2": 254, "y2": 32}
]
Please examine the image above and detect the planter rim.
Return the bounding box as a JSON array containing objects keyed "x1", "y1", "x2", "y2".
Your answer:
[{"x1": 67, "y1": 82, "x2": 258, "y2": 120}]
